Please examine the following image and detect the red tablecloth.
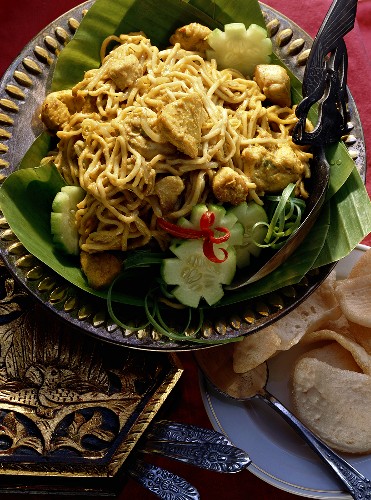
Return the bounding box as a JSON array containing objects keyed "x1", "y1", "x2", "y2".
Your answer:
[{"x1": 0, "y1": 1, "x2": 370, "y2": 499}]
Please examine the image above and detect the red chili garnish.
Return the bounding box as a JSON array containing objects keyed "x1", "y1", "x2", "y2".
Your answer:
[
  {"x1": 157, "y1": 211, "x2": 231, "y2": 264},
  {"x1": 209, "y1": 227, "x2": 231, "y2": 244},
  {"x1": 157, "y1": 218, "x2": 204, "y2": 239},
  {"x1": 202, "y1": 238, "x2": 229, "y2": 263},
  {"x1": 199, "y1": 211, "x2": 215, "y2": 231}
]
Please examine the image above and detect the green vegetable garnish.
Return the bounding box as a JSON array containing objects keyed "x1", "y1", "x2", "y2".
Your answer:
[
  {"x1": 228, "y1": 201, "x2": 268, "y2": 268},
  {"x1": 50, "y1": 185, "x2": 85, "y2": 256},
  {"x1": 262, "y1": 183, "x2": 306, "y2": 249}
]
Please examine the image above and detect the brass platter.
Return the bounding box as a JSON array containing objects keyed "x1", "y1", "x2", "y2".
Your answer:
[{"x1": 0, "y1": 1, "x2": 366, "y2": 350}]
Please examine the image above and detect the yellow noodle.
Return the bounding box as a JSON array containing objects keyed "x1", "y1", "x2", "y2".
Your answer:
[{"x1": 47, "y1": 32, "x2": 312, "y2": 255}]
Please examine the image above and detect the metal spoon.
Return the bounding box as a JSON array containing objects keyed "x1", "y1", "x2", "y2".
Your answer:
[{"x1": 195, "y1": 345, "x2": 371, "y2": 500}]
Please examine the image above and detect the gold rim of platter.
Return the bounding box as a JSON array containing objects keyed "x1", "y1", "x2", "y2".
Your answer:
[{"x1": 0, "y1": 1, "x2": 366, "y2": 350}]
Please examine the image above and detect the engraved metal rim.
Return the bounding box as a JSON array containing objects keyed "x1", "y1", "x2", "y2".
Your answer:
[{"x1": 0, "y1": 1, "x2": 366, "y2": 350}]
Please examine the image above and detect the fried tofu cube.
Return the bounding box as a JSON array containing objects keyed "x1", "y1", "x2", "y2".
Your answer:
[
  {"x1": 254, "y1": 64, "x2": 291, "y2": 107},
  {"x1": 157, "y1": 94, "x2": 204, "y2": 158}
]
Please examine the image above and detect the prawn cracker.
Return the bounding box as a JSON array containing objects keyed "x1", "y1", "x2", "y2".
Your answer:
[
  {"x1": 349, "y1": 321, "x2": 371, "y2": 355},
  {"x1": 268, "y1": 272, "x2": 340, "y2": 351},
  {"x1": 196, "y1": 344, "x2": 267, "y2": 399},
  {"x1": 302, "y1": 329, "x2": 371, "y2": 375},
  {"x1": 233, "y1": 326, "x2": 281, "y2": 373},
  {"x1": 232, "y1": 273, "x2": 340, "y2": 373},
  {"x1": 297, "y1": 342, "x2": 361, "y2": 372},
  {"x1": 335, "y1": 274, "x2": 371, "y2": 328},
  {"x1": 348, "y1": 248, "x2": 371, "y2": 279},
  {"x1": 292, "y1": 356, "x2": 371, "y2": 454}
]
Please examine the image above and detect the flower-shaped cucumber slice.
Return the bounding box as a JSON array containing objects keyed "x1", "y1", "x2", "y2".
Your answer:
[
  {"x1": 206, "y1": 23, "x2": 272, "y2": 76},
  {"x1": 161, "y1": 239, "x2": 236, "y2": 308}
]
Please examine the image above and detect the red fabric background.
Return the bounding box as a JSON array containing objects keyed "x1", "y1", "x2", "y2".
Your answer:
[{"x1": 0, "y1": 1, "x2": 370, "y2": 499}]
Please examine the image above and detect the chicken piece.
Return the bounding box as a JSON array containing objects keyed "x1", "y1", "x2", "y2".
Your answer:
[
  {"x1": 122, "y1": 108, "x2": 177, "y2": 160},
  {"x1": 170, "y1": 23, "x2": 212, "y2": 53},
  {"x1": 212, "y1": 167, "x2": 250, "y2": 205},
  {"x1": 41, "y1": 90, "x2": 83, "y2": 131},
  {"x1": 157, "y1": 94, "x2": 204, "y2": 158},
  {"x1": 242, "y1": 144, "x2": 266, "y2": 170},
  {"x1": 56, "y1": 89, "x2": 84, "y2": 113},
  {"x1": 242, "y1": 144, "x2": 307, "y2": 194},
  {"x1": 106, "y1": 53, "x2": 143, "y2": 90},
  {"x1": 154, "y1": 175, "x2": 185, "y2": 213},
  {"x1": 254, "y1": 64, "x2": 291, "y2": 107},
  {"x1": 130, "y1": 135, "x2": 177, "y2": 160},
  {"x1": 80, "y1": 251, "x2": 122, "y2": 290}
]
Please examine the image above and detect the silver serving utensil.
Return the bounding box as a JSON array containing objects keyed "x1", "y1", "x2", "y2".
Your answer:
[
  {"x1": 129, "y1": 458, "x2": 200, "y2": 499},
  {"x1": 227, "y1": 0, "x2": 358, "y2": 290},
  {"x1": 140, "y1": 419, "x2": 251, "y2": 472},
  {"x1": 195, "y1": 345, "x2": 371, "y2": 500},
  {"x1": 141, "y1": 440, "x2": 251, "y2": 473},
  {"x1": 293, "y1": 0, "x2": 358, "y2": 144},
  {"x1": 147, "y1": 419, "x2": 234, "y2": 446},
  {"x1": 129, "y1": 420, "x2": 250, "y2": 497}
]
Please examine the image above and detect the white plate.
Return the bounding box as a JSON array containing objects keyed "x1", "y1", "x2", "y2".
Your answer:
[{"x1": 199, "y1": 244, "x2": 371, "y2": 499}]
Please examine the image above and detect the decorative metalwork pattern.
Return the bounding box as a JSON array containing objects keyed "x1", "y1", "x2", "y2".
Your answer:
[
  {"x1": 0, "y1": 2, "x2": 366, "y2": 349},
  {"x1": 142, "y1": 440, "x2": 251, "y2": 472},
  {"x1": 148, "y1": 420, "x2": 234, "y2": 445},
  {"x1": 129, "y1": 460, "x2": 201, "y2": 500},
  {"x1": 0, "y1": 259, "x2": 182, "y2": 492}
]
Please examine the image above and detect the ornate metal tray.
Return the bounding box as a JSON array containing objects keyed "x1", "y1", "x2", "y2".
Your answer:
[
  {"x1": 0, "y1": 259, "x2": 182, "y2": 495},
  {"x1": 0, "y1": 1, "x2": 366, "y2": 350}
]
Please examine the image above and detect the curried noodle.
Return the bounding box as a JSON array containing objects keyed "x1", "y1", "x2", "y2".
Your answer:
[{"x1": 41, "y1": 28, "x2": 312, "y2": 259}]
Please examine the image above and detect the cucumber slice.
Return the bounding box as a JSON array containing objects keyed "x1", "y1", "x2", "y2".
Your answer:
[
  {"x1": 50, "y1": 185, "x2": 85, "y2": 255},
  {"x1": 161, "y1": 239, "x2": 236, "y2": 308},
  {"x1": 179, "y1": 204, "x2": 244, "y2": 247},
  {"x1": 228, "y1": 201, "x2": 268, "y2": 268},
  {"x1": 190, "y1": 203, "x2": 226, "y2": 227},
  {"x1": 206, "y1": 23, "x2": 272, "y2": 75}
]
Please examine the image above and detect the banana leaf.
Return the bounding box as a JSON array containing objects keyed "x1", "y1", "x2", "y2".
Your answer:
[
  {"x1": 0, "y1": 163, "x2": 145, "y2": 305},
  {"x1": 19, "y1": 132, "x2": 54, "y2": 170},
  {"x1": 0, "y1": 0, "x2": 370, "y2": 309},
  {"x1": 52, "y1": 0, "x2": 224, "y2": 92},
  {"x1": 313, "y1": 166, "x2": 371, "y2": 268},
  {"x1": 189, "y1": 0, "x2": 266, "y2": 27}
]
